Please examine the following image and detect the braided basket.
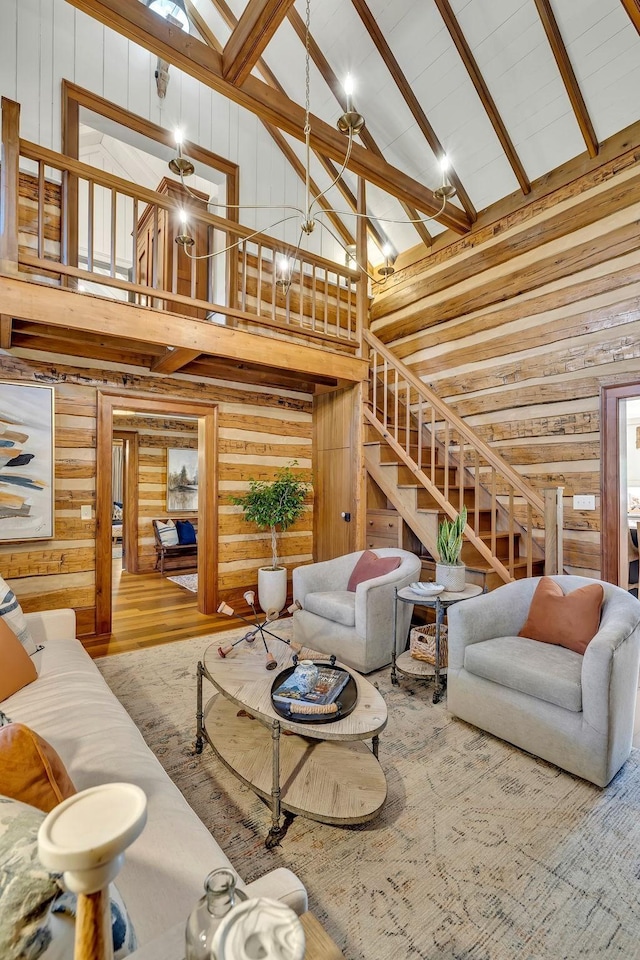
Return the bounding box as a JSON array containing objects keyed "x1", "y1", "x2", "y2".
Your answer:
[{"x1": 409, "y1": 624, "x2": 448, "y2": 667}]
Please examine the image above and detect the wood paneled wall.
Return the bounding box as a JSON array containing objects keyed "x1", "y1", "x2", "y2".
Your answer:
[
  {"x1": 371, "y1": 149, "x2": 640, "y2": 578},
  {"x1": 0, "y1": 354, "x2": 312, "y2": 633}
]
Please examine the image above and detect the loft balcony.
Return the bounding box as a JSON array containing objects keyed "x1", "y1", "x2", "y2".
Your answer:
[{"x1": 0, "y1": 97, "x2": 368, "y2": 393}]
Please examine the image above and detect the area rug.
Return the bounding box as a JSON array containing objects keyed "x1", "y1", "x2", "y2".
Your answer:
[
  {"x1": 96, "y1": 627, "x2": 640, "y2": 960},
  {"x1": 167, "y1": 573, "x2": 198, "y2": 592}
]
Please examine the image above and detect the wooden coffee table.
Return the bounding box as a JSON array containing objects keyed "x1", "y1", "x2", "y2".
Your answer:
[{"x1": 196, "y1": 636, "x2": 387, "y2": 847}]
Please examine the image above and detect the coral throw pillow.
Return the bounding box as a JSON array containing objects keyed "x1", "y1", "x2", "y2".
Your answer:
[
  {"x1": 0, "y1": 723, "x2": 76, "y2": 813},
  {"x1": 347, "y1": 550, "x2": 402, "y2": 592},
  {"x1": 518, "y1": 577, "x2": 604, "y2": 655},
  {"x1": 0, "y1": 618, "x2": 37, "y2": 703}
]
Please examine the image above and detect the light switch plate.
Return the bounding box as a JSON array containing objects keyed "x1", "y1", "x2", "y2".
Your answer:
[
  {"x1": 573, "y1": 495, "x2": 596, "y2": 511},
  {"x1": 80, "y1": 505, "x2": 92, "y2": 520}
]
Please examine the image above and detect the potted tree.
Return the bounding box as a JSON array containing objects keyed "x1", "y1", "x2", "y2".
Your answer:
[
  {"x1": 230, "y1": 464, "x2": 311, "y2": 613},
  {"x1": 435, "y1": 505, "x2": 467, "y2": 593}
]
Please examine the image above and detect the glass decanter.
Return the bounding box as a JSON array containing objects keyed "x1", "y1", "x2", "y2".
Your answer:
[{"x1": 185, "y1": 867, "x2": 246, "y2": 960}]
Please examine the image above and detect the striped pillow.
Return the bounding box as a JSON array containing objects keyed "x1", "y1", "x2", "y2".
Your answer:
[
  {"x1": 156, "y1": 520, "x2": 179, "y2": 546},
  {"x1": 0, "y1": 577, "x2": 36, "y2": 655}
]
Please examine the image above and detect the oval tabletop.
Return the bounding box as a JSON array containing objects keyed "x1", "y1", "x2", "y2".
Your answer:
[
  {"x1": 397, "y1": 583, "x2": 483, "y2": 605},
  {"x1": 203, "y1": 637, "x2": 387, "y2": 742}
]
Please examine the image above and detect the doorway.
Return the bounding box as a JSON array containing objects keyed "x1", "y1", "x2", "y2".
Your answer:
[
  {"x1": 601, "y1": 381, "x2": 640, "y2": 588},
  {"x1": 96, "y1": 391, "x2": 218, "y2": 636}
]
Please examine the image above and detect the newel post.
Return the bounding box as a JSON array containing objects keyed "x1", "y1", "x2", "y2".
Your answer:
[
  {"x1": 0, "y1": 97, "x2": 20, "y2": 276},
  {"x1": 543, "y1": 486, "x2": 564, "y2": 575}
]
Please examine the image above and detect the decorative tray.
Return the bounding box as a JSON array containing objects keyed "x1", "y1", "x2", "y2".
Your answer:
[{"x1": 270, "y1": 660, "x2": 358, "y2": 724}]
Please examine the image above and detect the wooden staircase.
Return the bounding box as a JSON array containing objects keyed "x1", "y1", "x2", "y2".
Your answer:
[{"x1": 363, "y1": 331, "x2": 558, "y2": 590}]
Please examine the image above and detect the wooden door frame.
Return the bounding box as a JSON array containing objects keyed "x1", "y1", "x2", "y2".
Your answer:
[
  {"x1": 96, "y1": 391, "x2": 218, "y2": 636},
  {"x1": 112, "y1": 430, "x2": 139, "y2": 575},
  {"x1": 601, "y1": 380, "x2": 640, "y2": 584}
]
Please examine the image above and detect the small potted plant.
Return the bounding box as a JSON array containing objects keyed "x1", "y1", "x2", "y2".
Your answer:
[
  {"x1": 230, "y1": 464, "x2": 311, "y2": 613},
  {"x1": 435, "y1": 505, "x2": 467, "y2": 592}
]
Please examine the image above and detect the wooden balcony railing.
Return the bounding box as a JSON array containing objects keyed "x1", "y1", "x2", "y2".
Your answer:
[
  {"x1": 364, "y1": 330, "x2": 563, "y2": 582},
  {"x1": 0, "y1": 97, "x2": 360, "y2": 355}
]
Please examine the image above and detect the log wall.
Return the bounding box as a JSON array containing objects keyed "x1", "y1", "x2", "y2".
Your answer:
[
  {"x1": 370, "y1": 147, "x2": 640, "y2": 578},
  {"x1": 0, "y1": 354, "x2": 313, "y2": 633}
]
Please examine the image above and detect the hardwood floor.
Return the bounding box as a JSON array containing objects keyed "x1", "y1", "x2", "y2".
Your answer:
[{"x1": 83, "y1": 561, "x2": 239, "y2": 658}]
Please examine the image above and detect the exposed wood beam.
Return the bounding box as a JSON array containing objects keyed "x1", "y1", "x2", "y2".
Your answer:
[
  {"x1": 620, "y1": 0, "x2": 640, "y2": 34},
  {"x1": 533, "y1": 0, "x2": 599, "y2": 158},
  {"x1": 222, "y1": 0, "x2": 295, "y2": 85},
  {"x1": 189, "y1": 0, "x2": 354, "y2": 248},
  {"x1": 65, "y1": 0, "x2": 470, "y2": 233},
  {"x1": 0, "y1": 276, "x2": 369, "y2": 383},
  {"x1": 0, "y1": 315, "x2": 12, "y2": 349},
  {"x1": 287, "y1": 6, "x2": 431, "y2": 248},
  {"x1": 349, "y1": 0, "x2": 477, "y2": 222},
  {"x1": 151, "y1": 347, "x2": 201, "y2": 373},
  {"x1": 431, "y1": 0, "x2": 531, "y2": 196}
]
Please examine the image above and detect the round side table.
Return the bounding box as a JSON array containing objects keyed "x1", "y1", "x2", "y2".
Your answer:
[{"x1": 392, "y1": 584, "x2": 483, "y2": 703}]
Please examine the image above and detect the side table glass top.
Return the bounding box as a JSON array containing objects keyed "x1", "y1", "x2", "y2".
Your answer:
[{"x1": 397, "y1": 583, "x2": 483, "y2": 605}]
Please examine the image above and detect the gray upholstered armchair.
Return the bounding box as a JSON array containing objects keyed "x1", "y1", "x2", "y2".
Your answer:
[
  {"x1": 447, "y1": 576, "x2": 640, "y2": 787},
  {"x1": 292, "y1": 549, "x2": 422, "y2": 674}
]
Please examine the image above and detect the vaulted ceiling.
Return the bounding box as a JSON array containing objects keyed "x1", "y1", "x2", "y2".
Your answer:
[{"x1": 138, "y1": 0, "x2": 640, "y2": 261}]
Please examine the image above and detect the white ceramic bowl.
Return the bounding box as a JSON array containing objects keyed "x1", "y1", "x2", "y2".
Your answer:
[{"x1": 409, "y1": 582, "x2": 444, "y2": 595}]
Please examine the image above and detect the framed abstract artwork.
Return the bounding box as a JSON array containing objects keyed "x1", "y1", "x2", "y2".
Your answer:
[
  {"x1": 167, "y1": 447, "x2": 198, "y2": 512},
  {"x1": 0, "y1": 381, "x2": 54, "y2": 542}
]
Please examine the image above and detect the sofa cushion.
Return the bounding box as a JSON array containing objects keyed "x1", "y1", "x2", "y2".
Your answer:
[
  {"x1": 518, "y1": 576, "x2": 604, "y2": 655},
  {"x1": 0, "y1": 723, "x2": 76, "y2": 812},
  {"x1": 175, "y1": 519, "x2": 197, "y2": 545},
  {"x1": 304, "y1": 591, "x2": 356, "y2": 627},
  {"x1": 464, "y1": 636, "x2": 584, "y2": 712},
  {"x1": 0, "y1": 795, "x2": 136, "y2": 960},
  {"x1": 0, "y1": 575, "x2": 36, "y2": 654},
  {"x1": 347, "y1": 550, "x2": 401, "y2": 592},
  {"x1": 155, "y1": 520, "x2": 179, "y2": 546},
  {"x1": 0, "y1": 619, "x2": 37, "y2": 702}
]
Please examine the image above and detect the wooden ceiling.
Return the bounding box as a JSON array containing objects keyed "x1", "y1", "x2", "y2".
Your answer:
[
  {"x1": 62, "y1": 0, "x2": 640, "y2": 261},
  {"x1": 5, "y1": 0, "x2": 640, "y2": 392}
]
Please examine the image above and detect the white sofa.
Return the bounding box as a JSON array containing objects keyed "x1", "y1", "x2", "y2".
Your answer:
[{"x1": 2, "y1": 609, "x2": 307, "y2": 949}]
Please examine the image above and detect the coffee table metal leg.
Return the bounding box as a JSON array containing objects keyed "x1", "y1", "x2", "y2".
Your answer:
[
  {"x1": 372, "y1": 735, "x2": 379, "y2": 760},
  {"x1": 194, "y1": 661, "x2": 204, "y2": 754},
  {"x1": 266, "y1": 718, "x2": 286, "y2": 849}
]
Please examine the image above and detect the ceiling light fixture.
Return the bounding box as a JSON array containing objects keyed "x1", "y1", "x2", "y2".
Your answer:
[
  {"x1": 146, "y1": 0, "x2": 190, "y2": 99},
  {"x1": 377, "y1": 243, "x2": 396, "y2": 278},
  {"x1": 165, "y1": 0, "x2": 456, "y2": 282}
]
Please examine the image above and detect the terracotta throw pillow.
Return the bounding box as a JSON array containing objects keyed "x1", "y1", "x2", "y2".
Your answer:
[
  {"x1": 0, "y1": 618, "x2": 37, "y2": 703},
  {"x1": 518, "y1": 577, "x2": 604, "y2": 655},
  {"x1": 0, "y1": 723, "x2": 76, "y2": 813},
  {"x1": 347, "y1": 550, "x2": 402, "y2": 592}
]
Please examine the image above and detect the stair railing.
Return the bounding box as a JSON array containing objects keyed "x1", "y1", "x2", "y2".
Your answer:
[{"x1": 364, "y1": 330, "x2": 561, "y2": 583}]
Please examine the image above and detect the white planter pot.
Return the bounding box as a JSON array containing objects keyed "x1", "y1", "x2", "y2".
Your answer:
[
  {"x1": 258, "y1": 566, "x2": 287, "y2": 615},
  {"x1": 435, "y1": 562, "x2": 466, "y2": 593}
]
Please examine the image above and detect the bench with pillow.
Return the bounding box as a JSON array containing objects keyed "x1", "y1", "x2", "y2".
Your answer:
[{"x1": 152, "y1": 517, "x2": 198, "y2": 575}]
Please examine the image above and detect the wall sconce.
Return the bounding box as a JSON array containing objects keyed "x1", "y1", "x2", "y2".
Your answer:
[
  {"x1": 378, "y1": 243, "x2": 396, "y2": 278},
  {"x1": 146, "y1": 0, "x2": 190, "y2": 99}
]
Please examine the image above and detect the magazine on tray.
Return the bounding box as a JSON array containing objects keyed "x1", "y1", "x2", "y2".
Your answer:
[{"x1": 273, "y1": 665, "x2": 350, "y2": 709}]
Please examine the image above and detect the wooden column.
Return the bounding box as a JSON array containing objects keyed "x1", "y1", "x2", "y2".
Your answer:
[
  {"x1": 198, "y1": 409, "x2": 218, "y2": 615},
  {"x1": 543, "y1": 486, "x2": 564, "y2": 575},
  {"x1": 61, "y1": 89, "x2": 79, "y2": 277},
  {"x1": 0, "y1": 98, "x2": 20, "y2": 275},
  {"x1": 355, "y1": 176, "x2": 369, "y2": 353}
]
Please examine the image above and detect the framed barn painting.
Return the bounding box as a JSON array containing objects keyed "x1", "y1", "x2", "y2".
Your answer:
[
  {"x1": 0, "y1": 382, "x2": 54, "y2": 542},
  {"x1": 167, "y1": 447, "x2": 198, "y2": 512}
]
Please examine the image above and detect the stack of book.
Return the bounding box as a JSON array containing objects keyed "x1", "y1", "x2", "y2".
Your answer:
[{"x1": 272, "y1": 665, "x2": 350, "y2": 713}]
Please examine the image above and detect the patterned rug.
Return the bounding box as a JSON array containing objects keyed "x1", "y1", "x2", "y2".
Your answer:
[
  {"x1": 167, "y1": 573, "x2": 198, "y2": 592},
  {"x1": 96, "y1": 627, "x2": 640, "y2": 960}
]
